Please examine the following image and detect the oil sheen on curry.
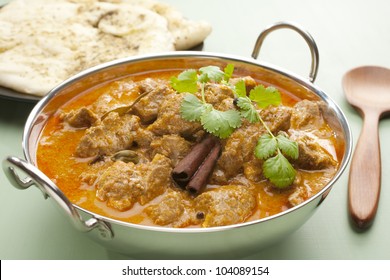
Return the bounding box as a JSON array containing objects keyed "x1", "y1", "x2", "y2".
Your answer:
[{"x1": 37, "y1": 65, "x2": 343, "y2": 228}]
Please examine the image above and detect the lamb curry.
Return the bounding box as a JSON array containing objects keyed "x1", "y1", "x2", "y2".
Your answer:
[{"x1": 36, "y1": 65, "x2": 344, "y2": 228}]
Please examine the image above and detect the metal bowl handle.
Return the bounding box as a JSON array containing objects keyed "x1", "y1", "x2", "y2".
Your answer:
[
  {"x1": 251, "y1": 21, "x2": 319, "y2": 82},
  {"x1": 2, "y1": 156, "x2": 113, "y2": 240}
]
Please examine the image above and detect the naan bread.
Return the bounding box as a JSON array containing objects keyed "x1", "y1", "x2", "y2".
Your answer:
[
  {"x1": 0, "y1": 0, "x2": 211, "y2": 96},
  {"x1": 115, "y1": 0, "x2": 213, "y2": 50}
]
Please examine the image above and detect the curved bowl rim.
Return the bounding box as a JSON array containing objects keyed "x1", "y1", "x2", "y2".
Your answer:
[{"x1": 22, "y1": 51, "x2": 353, "y2": 234}]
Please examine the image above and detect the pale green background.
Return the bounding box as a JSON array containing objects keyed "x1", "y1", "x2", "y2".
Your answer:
[{"x1": 0, "y1": 0, "x2": 389, "y2": 259}]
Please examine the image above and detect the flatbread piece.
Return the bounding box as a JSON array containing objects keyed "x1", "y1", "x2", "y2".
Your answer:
[{"x1": 0, "y1": 0, "x2": 212, "y2": 96}]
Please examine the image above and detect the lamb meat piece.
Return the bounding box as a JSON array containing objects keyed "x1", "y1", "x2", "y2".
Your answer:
[
  {"x1": 290, "y1": 131, "x2": 338, "y2": 170},
  {"x1": 213, "y1": 97, "x2": 235, "y2": 112},
  {"x1": 296, "y1": 139, "x2": 337, "y2": 170},
  {"x1": 96, "y1": 154, "x2": 173, "y2": 211},
  {"x1": 144, "y1": 190, "x2": 195, "y2": 227},
  {"x1": 90, "y1": 79, "x2": 138, "y2": 116},
  {"x1": 230, "y1": 76, "x2": 257, "y2": 93},
  {"x1": 212, "y1": 136, "x2": 243, "y2": 184},
  {"x1": 288, "y1": 100, "x2": 338, "y2": 170},
  {"x1": 147, "y1": 93, "x2": 202, "y2": 139},
  {"x1": 201, "y1": 83, "x2": 234, "y2": 106},
  {"x1": 260, "y1": 105, "x2": 292, "y2": 134},
  {"x1": 136, "y1": 153, "x2": 174, "y2": 205},
  {"x1": 150, "y1": 134, "x2": 192, "y2": 167},
  {"x1": 96, "y1": 161, "x2": 144, "y2": 211},
  {"x1": 60, "y1": 107, "x2": 98, "y2": 128},
  {"x1": 76, "y1": 112, "x2": 140, "y2": 157},
  {"x1": 243, "y1": 157, "x2": 264, "y2": 182},
  {"x1": 131, "y1": 78, "x2": 175, "y2": 123},
  {"x1": 212, "y1": 121, "x2": 265, "y2": 184},
  {"x1": 79, "y1": 157, "x2": 114, "y2": 185},
  {"x1": 194, "y1": 185, "x2": 256, "y2": 227},
  {"x1": 91, "y1": 93, "x2": 117, "y2": 116},
  {"x1": 290, "y1": 100, "x2": 325, "y2": 130},
  {"x1": 133, "y1": 127, "x2": 156, "y2": 149}
]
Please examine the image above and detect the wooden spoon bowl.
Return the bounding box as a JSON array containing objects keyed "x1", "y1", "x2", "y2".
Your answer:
[{"x1": 343, "y1": 66, "x2": 390, "y2": 229}]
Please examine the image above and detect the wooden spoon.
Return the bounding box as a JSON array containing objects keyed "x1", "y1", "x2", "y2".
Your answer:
[{"x1": 342, "y1": 66, "x2": 390, "y2": 229}]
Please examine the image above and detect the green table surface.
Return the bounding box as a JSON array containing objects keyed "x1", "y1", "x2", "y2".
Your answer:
[{"x1": 1, "y1": 0, "x2": 389, "y2": 260}]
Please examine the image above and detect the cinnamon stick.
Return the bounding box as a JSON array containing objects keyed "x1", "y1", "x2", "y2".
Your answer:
[
  {"x1": 172, "y1": 134, "x2": 218, "y2": 188},
  {"x1": 186, "y1": 141, "x2": 221, "y2": 194}
]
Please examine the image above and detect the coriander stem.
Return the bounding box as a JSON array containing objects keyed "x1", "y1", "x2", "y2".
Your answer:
[
  {"x1": 256, "y1": 109, "x2": 284, "y2": 155},
  {"x1": 256, "y1": 110, "x2": 275, "y2": 139},
  {"x1": 200, "y1": 83, "x2": 207, "y2": 104}
]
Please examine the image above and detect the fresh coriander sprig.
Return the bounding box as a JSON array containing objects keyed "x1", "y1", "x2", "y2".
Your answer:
[
  {"x1": 236, "y1": 85, "x2": 298, "y2": 188},
  {"x1": 170, "y1": 64, "x2": 299, "y2": 188},
  {"x1": 171, "y1": 65, "x2": 241, "y2": 139},
  {"x1": 254, "y1": 133, "x2": 298, "y2": 187}
]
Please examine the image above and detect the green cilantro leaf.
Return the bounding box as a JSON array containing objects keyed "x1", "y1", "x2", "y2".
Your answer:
[
  {"x1": 276, "y1": 133, "x2": 299, "y2": 160},
  {"x1": 236, "y1": 96, "x2": 260, "y2": 123},
  {"x1": 223, "y1": 109, "x2": 242, "y2": 128},
  {"x1": 234, "y1": 80, "x2": 247, "y2": 98},
  {"x1": 263, "y1": 152, "x2": 296, "y2": 188},
  {"x1": 199, "y1": 66, "x2": 225, "y2": 83},
  {"x1": 254, "y1": 134, "x2": 278, "y2": 160},
  {"x1": 200, "y1": 109, "x2": 241, "y2": 139},
  {"x1": 254, "y1": 132, "x2": 298, "y2": 187},
  {"x1": 172, "y1": 64, "x2": 299, "y2": 189},
  {"x1": 223, "y1": 64, "x2": 234, "y2": 82},
  {"x1": 170, "y1": 69, "x2": 198, "y2": 93},
  {"x1": 249, "y1": 85, "x2": 281, "y2": 108},
  {"x1": 180, "y1": 94, "x2": 207, "y2": 122}
]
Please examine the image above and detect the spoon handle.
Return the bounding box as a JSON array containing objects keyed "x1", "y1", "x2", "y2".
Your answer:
[{"x1": 348, "y1": 109, "x2": 381, "y2": 229}]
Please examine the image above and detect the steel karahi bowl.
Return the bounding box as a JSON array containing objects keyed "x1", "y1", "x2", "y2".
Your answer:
[{"x1": 2, "y1": 22, "x2": 352, "y2": 259}]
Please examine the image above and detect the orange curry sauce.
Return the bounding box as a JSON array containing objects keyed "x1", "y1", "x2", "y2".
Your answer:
[{"x1": 36, "y1": 69, "x2": 344, "y2": 227}]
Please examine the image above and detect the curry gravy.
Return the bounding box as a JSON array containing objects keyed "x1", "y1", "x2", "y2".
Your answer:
[{"x1": 36, "y1": 69, "x2": 343, "y2": 228}]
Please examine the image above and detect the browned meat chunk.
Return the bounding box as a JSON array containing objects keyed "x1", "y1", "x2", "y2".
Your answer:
[
  {"x1": 290, "y1": 100, "x2": 325, "y2": 130},
  {"x1": 194, "y1": 185, "x2": 256, "y2": 227},
  {"x1": 60, "y1": 107, "x2": 98, "y2": 128},
  {"x1": 147, "y1": 93, "x2": 202, "y2": 138},
  {"x1": 131, "y1": 78, "x2": 175, "y2": 123},
  {"x1": 212, "y1": 121, "x2": 265, "y2": 184},
  {"x1": 96, "y1": 154, "x2": 173, "y2": 211},
  {"x1": 243, "y1": 157, "x2": 264, "y2": 182},
  {"x1": 136, "y1": 154, "x2": 174, "y2": 205},
  {"x1": 150, "y1": 134, "x2": 192, "y2": 167},
  {"x1": 213, "y1": 97, "x2": 236, "y2": 112},
  {"x1": 290, "y1": 132, "x2": 337, "y2": 170},
  {"x1": 96, "y1": 161, "x2": 143, "y2": 211},
  {"x1": 213, "y1": 138, "x2": 243, "y2": 183},
  {"x1": 79, "y1": 157, "x2": 114, "y2": 185},
  {"x1": 260, "y1": 105, "x2": 292, "y2": 133},
  {"x1": 202, "y1": 83, "x2": 234, "y2": 106},
  {"x1": 90, "y1": 79, "x2": 138, "y2": 115},
  {"x1": 144, "y1": 190, "x2": 195, "y2": 227},
  {"x1": 230, "y1": 76, "x2": 257, "y2": 93},
  {"x1": 76, "y1": 112, "x2": 140, "y2": 157},
  {"x1": 133, "y1": 128, "x2": 156, "y2": 149}
]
